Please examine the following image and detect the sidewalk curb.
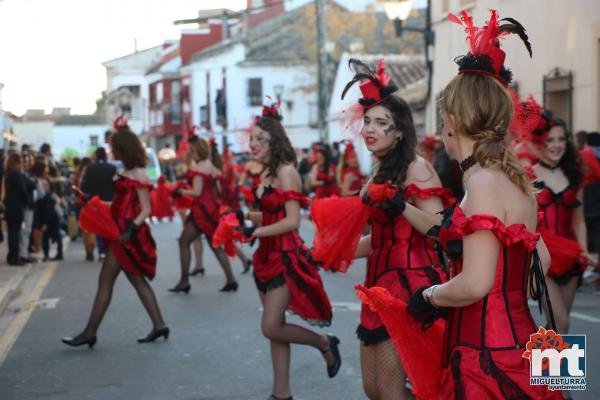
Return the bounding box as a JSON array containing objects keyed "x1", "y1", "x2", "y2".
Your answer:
[{"x1": 0, "y1": 265, "x2": 33, "y2": 313}]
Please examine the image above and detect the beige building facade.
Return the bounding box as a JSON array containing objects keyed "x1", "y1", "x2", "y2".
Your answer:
[{"x1": 427, "y1": 0, "x2": 600, "y2": 133}]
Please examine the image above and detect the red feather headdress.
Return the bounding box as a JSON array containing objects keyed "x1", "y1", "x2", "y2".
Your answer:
[
  {"x1": 113, "y1": 115, "x2": 128, "y2": 130},
  {"x1": 448, "y1": 9, "x2": 532, "y2": 86},
  {"x1": 341, "y1": 58, "x2": 398, "y2": 107},
  {"x1": 256, "y1": 96, "x2": 282, "y2": 121},
  {"x1": 343, "y1": 140, "x2": 357, "y2": 163},
  {"x1": 339, "y1": 58, "x2": 399, "y2": 137}
]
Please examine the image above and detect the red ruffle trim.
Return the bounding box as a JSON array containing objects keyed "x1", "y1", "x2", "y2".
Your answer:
[
  {"x1": 540, "y1": 228, "x2": 588, "y2": 277},
  {"x1": 268, "y1": 187, "x2": 309, "y2": 208},
  {"x1": 367, "y1": 182, "x2": 397, "y2": 204},
  {"x1": 117, "y1": 175, "x2": 153, "y2": 190},
  {"x1": 311, "y1": 196, "x2": 370, "y2": 272},
  {"x1": 239, "y1": 186, "x2": 254, "y2": 204},
  {"x1": 448, "y1": 206, "x2": 539, "y2": 250},
  {"x1": 187, "y1": 170, "x2": 221, "y2": 180},
  {"x1": 404, "y1": 184, "x2": 456, "y2": 207},
  {"x1": 212, "y1": 212, "x2": 244, "y2": 257},
  {"x1": 79, "y1": 196, "x2": 120, "y2": 241},
  {"x1": 356, "y1": 285, "x2": 444, "y2": 400}
]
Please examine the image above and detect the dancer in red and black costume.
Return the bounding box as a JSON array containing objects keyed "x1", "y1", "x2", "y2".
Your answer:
[
  {"x1": 311, "y1": 58, "x2": 452, "y2": 399},
  {"x1": 357, "y1": 10, "x2": 561, "y2": 399},
  {"x1": 308, "y1": 144, "x2": 339, "y2": 198},
  {"x1": 239, "y1": 158, "x2": 264, "y2": 209},
  {"x1": 169, "y1": 136, "x2": 238, "y2": 293},
  {"x1": 210, "y1": 138, "x2": 252, "y2": 273},
  {"x1": 531, "y1": 110, "x2": 589, "y2": 333},
  {"x1": 337, "y1": 141, "x2": 365, "y2": 197},
  {"x1": 234, "y1": 101, "x2": 340, "y2": 400},
  {"x1": 62, "y1": 118, "x2": 169, "y2": 347}
]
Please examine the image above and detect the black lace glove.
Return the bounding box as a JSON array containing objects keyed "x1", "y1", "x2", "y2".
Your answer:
[
  {"x1": 172, "y1": 188, "x2": 183, "y2": 198},
  {"x1": 119, "y1": 220, "x2": 138, "y2": 243},
  {"x1": 383, "y1": 190, "x2": 406, "y2": 219},
  {"x1": 236, "y1": 225, "x2": 257, "y2": 246},
  {"x1": 407, "y1": 286, "x2": 446, "y2": 331}
]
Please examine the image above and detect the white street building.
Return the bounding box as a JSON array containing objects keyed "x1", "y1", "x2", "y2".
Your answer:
[
  {"x1": 102, "y1": 46, "x2": 163, "y2": 135},
  {"x1": 329, "y1": 53, "x2": 428, "y2": 173}
]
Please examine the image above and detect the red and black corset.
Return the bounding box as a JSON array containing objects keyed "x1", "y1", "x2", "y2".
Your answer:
[
  {"x1": 186, "y1": 170, "x2": 222, "y2": 237},
  {"x1": 315, "y1": 166, "x2": 339, "y2": 198},
  {"x1": 535, "y1": 180, "x2": 580, "y2": 239},
  {"x1": 438, "y1": 205, "x2": 540, "y2": 367},
  {"x1": 111, "y1": 175, "x2": 157, "y2": 278},
  {"x1": 254, "y1": 186, "x2": 309, "y2": 258}
]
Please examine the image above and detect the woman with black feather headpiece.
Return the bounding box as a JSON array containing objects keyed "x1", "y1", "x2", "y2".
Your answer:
[{"x1": 310, "y1": 57, "x2": 452, "y2": 399}]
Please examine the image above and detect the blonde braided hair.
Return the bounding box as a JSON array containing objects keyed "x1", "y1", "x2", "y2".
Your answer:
[{"x1": 440, "y1": 73, "x2": 533, "y2": 196}]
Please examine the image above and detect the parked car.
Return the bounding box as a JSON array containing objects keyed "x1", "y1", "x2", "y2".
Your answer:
[{"x1": 110, "y1": 147, "x2": 161, "y2": 184}]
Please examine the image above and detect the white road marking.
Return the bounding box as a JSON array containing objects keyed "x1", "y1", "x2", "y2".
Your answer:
[
  {"x1": 0, "y1": 261, "x2": 59, "y2": 366},
  {"x1": 35, "y1": 298, "x2": 60, "y2": 310},
  {"x1": 569, "y1": 312, "x2": 600, "y2": 323},
  {"x1": 331, "y1": 302, "x2": 362, "y2": 312}
]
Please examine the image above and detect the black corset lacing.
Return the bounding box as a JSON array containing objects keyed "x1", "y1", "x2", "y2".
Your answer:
[{"x1": 529, "y1": 249, "x2": 557, "y2": 331}]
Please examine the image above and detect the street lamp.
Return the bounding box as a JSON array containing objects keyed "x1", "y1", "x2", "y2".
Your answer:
[
  {"x1": 273, "y1": 84, "x2": 284, "y2": 101},
  {"x1": 383, "y1": 0, "x2": 434, "y2": 105},
  {"x1": 383, "y1": 0, "x2": 413, "y2": 36}
]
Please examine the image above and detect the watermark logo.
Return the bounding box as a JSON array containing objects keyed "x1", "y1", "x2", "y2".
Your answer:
[{"x1": 522, "y1": 327, "x2": 586, "y2": 391}]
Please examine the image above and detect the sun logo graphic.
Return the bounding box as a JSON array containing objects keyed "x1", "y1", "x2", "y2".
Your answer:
[{"x1": 523, "y1": 327, "x2": 586, "y2": 391}]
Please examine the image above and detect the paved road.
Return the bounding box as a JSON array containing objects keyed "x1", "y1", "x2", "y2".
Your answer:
[{"x1": 0, "y1": 219, "x2": 598, "y2": 399}]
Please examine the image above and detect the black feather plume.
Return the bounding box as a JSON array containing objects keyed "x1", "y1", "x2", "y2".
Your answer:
[{"x1": 500, "y1": 17, "x2": 532, "y2": 58}]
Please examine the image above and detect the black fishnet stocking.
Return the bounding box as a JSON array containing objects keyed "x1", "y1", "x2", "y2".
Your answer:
[{"x1": 360, "y1": 339, "x2": 411, "y2": 400}]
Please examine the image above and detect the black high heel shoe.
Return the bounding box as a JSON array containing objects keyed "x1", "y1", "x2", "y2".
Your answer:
[
  {"x1": 62, "y1": 334, "x2": 97, "y2": 349},
  {"x1": 268, "y1": 395, "x2": 293, "y2": 400},
  {"x1": 321, "y1": 334, "x2": 341, "y2": 378},
  {"x1": 220, "y1": 281, "x2": 238, "y2": 292},
  {"x1": 137, "y1": 327, "x2": 170, "y2": 343},
  {"x1": 242, "y1": 260, "x2": 252, "y2": 274},
  {"x1": 168, "y1": 284, "x2": 191, "y2": 294},
  {"x1": 189, "y1": 267, "x2": 205, "y2": 276}
]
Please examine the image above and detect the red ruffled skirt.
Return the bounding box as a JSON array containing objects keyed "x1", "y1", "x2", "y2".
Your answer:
[
  {"x1": 253, "y1": 247, "x2": 332, "y2": 327},
  {"x1": 358, "y1": 266, "x2": 448, "y2": 345},
  {"x1": 109, "y1": 222, "x2": 157, "y2": 279},
  {"x1": 188, "y1": 199, "x2": 220, "y2": 238},
  {"x1": 440, "y1": 347, "x2": 563, "y2": 400}
]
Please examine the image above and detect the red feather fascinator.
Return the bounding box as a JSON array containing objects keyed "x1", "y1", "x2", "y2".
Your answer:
[
  {"x1": 448, "y1": 9, "x2": 532, "y2": 86},
  {"x1": 113, "y1": 115, "x2": 129, "y2": 130}
]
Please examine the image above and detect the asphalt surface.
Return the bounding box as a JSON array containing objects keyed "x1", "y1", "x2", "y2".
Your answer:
[{"x1": 0, "y1": 219, "x2": 598, "y2": 399}]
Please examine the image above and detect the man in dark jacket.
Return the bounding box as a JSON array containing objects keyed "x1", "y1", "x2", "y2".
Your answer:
[{"x1": 81, "y1": 147, "x2": 116, "y2": 260}]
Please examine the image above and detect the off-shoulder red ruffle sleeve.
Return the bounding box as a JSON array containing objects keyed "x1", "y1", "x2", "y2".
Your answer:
[
  {"x1": 443, "y1": 206, "x2": 539, "y2": 251},
  {"x1": 267, "y1": 187, "x2": 309, "y2": 208},
  {"x1": 117, "y1": 176, "x2": 154, "y2": 190},
  {"x1": 404, "y1": 184, "x2": 456, "y2": 207},
  {"x1": 187, "y1": 170, "x2": 221, "y2": 180}
]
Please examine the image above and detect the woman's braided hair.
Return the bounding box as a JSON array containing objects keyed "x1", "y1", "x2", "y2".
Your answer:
[{"x1": 440, "y1": 73, "x2": 533, "y2": 195}]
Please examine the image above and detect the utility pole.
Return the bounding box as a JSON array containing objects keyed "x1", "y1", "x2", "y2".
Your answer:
[{"x1": 315, "y1": 0, "x2": 329, "y2": 143}]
